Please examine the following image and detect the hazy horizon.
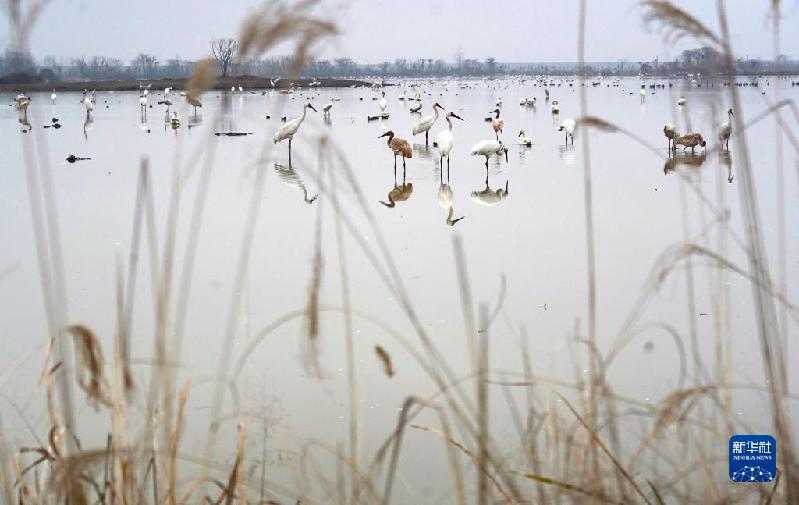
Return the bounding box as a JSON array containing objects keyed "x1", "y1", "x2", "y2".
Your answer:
[{"x1": 2, "y1": 0, "x2": 797, "y2": 64}]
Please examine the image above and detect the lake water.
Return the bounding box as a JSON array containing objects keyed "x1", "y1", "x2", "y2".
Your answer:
[{"x1": 1, "y1": 77, "x2": 798, "y2": 503}]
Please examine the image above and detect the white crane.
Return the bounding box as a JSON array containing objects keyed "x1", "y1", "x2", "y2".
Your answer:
[
  {"x1": 558, "y1": 118, "x2": 575, "y2": 145},
  {"x1": 322, "y1": 102, "x2": 333, "y2": 116},
  {"x1": 718, "y1": 108, "x2": 734, "y2": 150},
  {"x1": 413, "y1": 102, "x2": 444, "y2": 145},
  {"x1": 82, "y1": 90, "x2": 95, "y2": 118},
  {"x1": 436, "y1": 111, "x2": 463, "y2": 169},
  {"x1": 273, "y1": 102, "x2": 317, "y2": 155},
  {"x1": 518, "y1": 130, "x2": 533, "y2": 146},
  {"x1": 378, "y1": 90, "x2": 388, "y2": 112},
  {"x1": 470, "y1": 139, "x2": 508, "y2": 168},
  {"x1": 409, "y1": 100, "x2": 422, "y2": 113}
]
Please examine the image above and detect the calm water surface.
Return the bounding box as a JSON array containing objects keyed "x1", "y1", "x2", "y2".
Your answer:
[{"x1": 1, "y1": 77, "x2": 798, "y2": 500}]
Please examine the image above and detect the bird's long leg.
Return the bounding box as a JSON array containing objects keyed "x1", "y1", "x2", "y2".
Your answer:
[
  {"x1": 394, "y1": 154, "x2": 397, "y2": 170},
  {"x1": 402, "y1": 156, "x2": 406, "y2": 169},
  {"x1": 425, "y1": 130, "x2": 429, "y2": 146}
]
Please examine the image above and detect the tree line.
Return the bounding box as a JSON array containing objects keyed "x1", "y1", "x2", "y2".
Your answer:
[{"x1": 1, "y1": 42, "x2": 797, "y2": 83}]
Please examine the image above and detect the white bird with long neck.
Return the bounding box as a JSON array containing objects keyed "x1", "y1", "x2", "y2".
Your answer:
[
  {"x1": 413, "y1": 102, "x2": 444, "y2": 146},
  {"x1": 436, "y1": 111, "x2": 463, "y2": 169},
  {"x1": 470, "y1": 139, "x2": 508, "y2": 168},
  {"x1": 518, "y1": 130, "x2": 533, "y2": 146},
  {"x1": 718, "y1": 108, "x2": 734, "y2": 150},
  {"x1": 82, "y1": 90, "x2": 95, "y2": 118},
  {"x1": 273, "y1": 102, "x2": 317, "y2": 155},
  {"x1": 558, "y1": 118, "x2": 575, "y2": 145},
  {"x1": 378, "y1": 90, "x2": 388, "y2": 112}
]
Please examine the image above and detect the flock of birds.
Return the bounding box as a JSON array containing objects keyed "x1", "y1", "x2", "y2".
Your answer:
[{"x1": 10, "y1": 76, "x2": 751, "y2": 216}]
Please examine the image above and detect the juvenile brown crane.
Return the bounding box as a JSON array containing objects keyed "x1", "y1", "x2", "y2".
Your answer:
[{"x1": 378, "y1": 130, "x2": 413, "y2": 169}]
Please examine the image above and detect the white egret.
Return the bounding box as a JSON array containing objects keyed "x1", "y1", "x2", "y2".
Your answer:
[
  {"x1": 412, "y1": 102, "x2": 444, "y2": 146},
  {"x1": 436, "y1": 111, "x2": 463, "y2": 169},
  {"x1": 273, "y1": 102, "x2": 317, "y2": 155}
]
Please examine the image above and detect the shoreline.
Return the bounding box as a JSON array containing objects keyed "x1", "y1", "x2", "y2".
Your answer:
[{"x1": 0, "y1": 76, "x2": 375, "y2": 93}]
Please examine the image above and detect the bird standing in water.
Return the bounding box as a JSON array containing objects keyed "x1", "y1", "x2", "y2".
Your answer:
[
  {"x1": 413, "y1": 102, "x2": 444, "y2": 146},
  {"x1": 663, "y1": 124, "x2": 678, "y2": 151},
  {"x1": 378, "y1": 130, "x2": 413, "y2": 169},
  {"x1": 436, "y1": 111, "x2": 463, "y2": 170},
  {"x1": 718, "y1": 108, "x2": 734, "y2": 150},
  {"x1": 273, "y1": 102, "x2": 317, "y2": 157}
]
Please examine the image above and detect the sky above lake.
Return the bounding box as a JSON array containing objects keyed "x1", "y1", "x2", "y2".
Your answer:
[{"x1": 3, "y1": 0, "x2": 797, "y2": 63}]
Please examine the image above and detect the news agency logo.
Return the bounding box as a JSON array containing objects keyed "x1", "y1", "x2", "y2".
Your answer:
[{"x1": 729, "y1": 435, "x2": 776, "y2": 482}]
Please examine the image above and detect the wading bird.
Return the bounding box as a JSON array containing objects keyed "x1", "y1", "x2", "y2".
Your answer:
[
  {"x1": 409, "y1": 100, "x2": 422, "y2": 113},
  {"x1": 413, "y1": 102, "x2": 444, "y2": 146},
  {"x1": 518, "y1": 130, "x2": 533, "y2": 146},
  {"x1": 718, "y1": 108, "x2": 734, "y2": 150},
  {"x1": 273, "y1": 102, "x2": 317, "y2": 155},
  {"x1": 470, "y1": 139, "x2": 508, "y2": 168},
  {"x1": 378, "y1": 130, "x2": 412, "y2": 169},
  {"x1": 50, "y1": 89, "x2": 56, "y2": 104},
  {"x1": 550, "y1": 100, "x2": 560, "y2": 114},
  {"x1": 14, "y1": 93, "x2": 30, "y2": 116},
  {"x1": 677, "y1": 96, "x2": 687, "y2": 106},
  {"x1": 558, "y1": 118, "x2": 575, "y2": 145},
  {"x1": 186, "y1": 94, "x2": 202, "y2": 115},
  {"x1": 673, "y1": 132, "x2": 706, "y2": 153},
  {"x1": 378, "y1": 90, "x2": 387, "y2": 112},
  {"x1": 322, "y1": 102, "x2": 333, "y2": 116},
  {"x1": 489, "y1": 108, "x2": 504, "y2": 139},
  {"x1": 82, "y1": 90, "x2": 95, "y2": 118},
  {"x1": 664, "y1": 123, "x2": 678, "y2": 151},
  {"x1": 436, "y1": 111, "x2": 463, "y2": 169}
]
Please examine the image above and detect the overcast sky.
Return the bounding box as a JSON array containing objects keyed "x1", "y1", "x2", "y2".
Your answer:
[{"x1": 3, "y1": 0, "x2": 798, "y2": 63}]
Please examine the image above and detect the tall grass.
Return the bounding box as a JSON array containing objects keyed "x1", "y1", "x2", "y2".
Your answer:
[{"x1": 2, "y1": 0, "x2": 799, "y2": 503}]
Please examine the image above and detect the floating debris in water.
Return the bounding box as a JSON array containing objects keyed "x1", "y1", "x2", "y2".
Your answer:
[
  {"x1": 214, "y1": 132, "x2": 253, "y2": 137},
  {"x1": 66, "y1": 154, "x2": 91, "y2": 163}
]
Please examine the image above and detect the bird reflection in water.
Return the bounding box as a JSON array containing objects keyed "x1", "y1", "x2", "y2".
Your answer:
[
  {"x1": 380, "y1": 166, "x2": 413, "y2": 208},
  {"x1": 412, "y1": 143, "x2": 435, "y2": 162},
  {"x1": 83, "y1": 115, "x2": 94, "y2": 140},
  {"x1": 471, "y1": 172, "x2": 509, "y2": 207},
  {"x1": 18, "y1": 115, "x2": 31, "y2": 133},
  {"x1": 558, "y1": 144, "x2": 576, "y2": 167},
  {"x1": 274, "y1": 162, "x2": 318, "y2": 204},
  {"x1": 438, "y1": 165, "x2": 465, "y2": 226},
  {"x1": 663, "y1": 152, "x2": 707, "y2": 177},
  {"x1": 718, "y1": 150, "x2": 734, "y2": 183}
]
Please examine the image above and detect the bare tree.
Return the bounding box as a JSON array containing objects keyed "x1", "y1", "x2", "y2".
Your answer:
[{"x1": 211, "y1": 38, "x2": 237, "y2": 77}]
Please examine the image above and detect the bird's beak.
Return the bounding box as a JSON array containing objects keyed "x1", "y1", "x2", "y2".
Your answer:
[
  {"x1": 378, "y1": 133, "x2": 388, "y2": 138},
  {"x1": 436, "y1": 103, "x2": 444, "y2": 110},
  {"x1": 452, "y1": 113, "x2": 463, "y2": 120},
  {"x1": 308, "y1": 104, "x2": 317, "y2": 112}
]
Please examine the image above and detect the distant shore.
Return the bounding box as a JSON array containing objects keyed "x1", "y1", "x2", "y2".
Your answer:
[{"x1": 0, "y1": 76, "x2": 374, "y2": 93}]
